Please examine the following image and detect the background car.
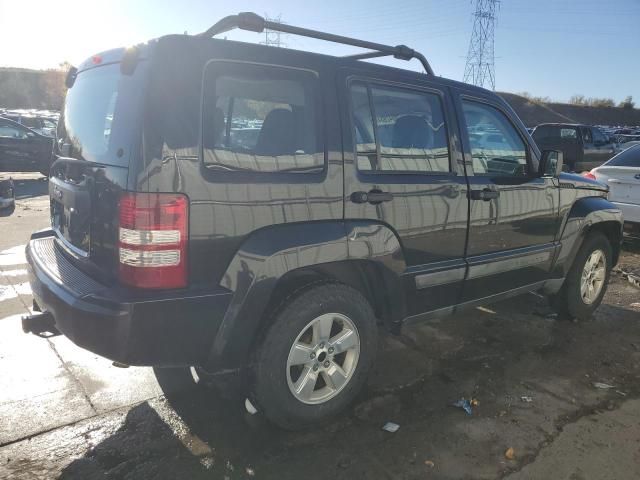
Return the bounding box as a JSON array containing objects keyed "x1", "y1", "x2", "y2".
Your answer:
[
  {"x1": 586, "y1": 144, "x2": 640, "y2": 238},
  {"x1": 0, "y1": 116, "x2": 54, "y2": 175},
  {"x1": 0, "y1": 175, "x2": 15, "y2": 210},
  {"x1": 2, "y1": 113, "x2": 57, "y2": 137}
]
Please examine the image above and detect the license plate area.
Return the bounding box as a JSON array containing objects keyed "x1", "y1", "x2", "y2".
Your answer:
[{"x1": 49, "y1": 176, "x2": 92, "y2": 256}]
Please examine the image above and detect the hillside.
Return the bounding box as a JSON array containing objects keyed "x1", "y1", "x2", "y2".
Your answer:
[
  {"x1": 0, "y1": 67, "x2": 65, "y2": 110},
  {"x1": 499, "y1": 92, "x2": 640, "y2": 127}
]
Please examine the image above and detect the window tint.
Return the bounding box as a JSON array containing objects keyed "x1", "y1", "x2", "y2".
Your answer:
[
  {"x1": 607, "y1": 144, "x2": 640, "y2": 167},
  {"x1": 20, "y1": 117, "x2": 39, "y2": 129},
  {"x1": 202, "y1": 63, "x2": 322, "y2": 174},
  {"x1": 533, "y1": 126, "x2": 577, "y2": 141},
  {"x1": 462, "y1": 101, "x2": 528, "y2": 177},
  {"x1": 0, "y1": 121, "x2": 27, "y2": 139},
  {"x1": 351, "y1": 83, "x2": 450, "y2": 173},
  {"x1": 581, "y1": 127, "x2": 593, "y2": 144},
  {"x1": 593, "y1": 128, "x2": 607, "y2": 144}
]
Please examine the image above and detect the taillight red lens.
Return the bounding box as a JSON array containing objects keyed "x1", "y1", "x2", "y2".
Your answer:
[
  {"x1": 118, "y1": 192, "x2": 188, "y2": 289},
  {"x1": 582, "y1": 171, "x2": 597, "y2": 180}
]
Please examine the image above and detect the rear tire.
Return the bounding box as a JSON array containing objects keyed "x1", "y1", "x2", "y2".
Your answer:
[
  {"x1": 552, "y1": 232, "x2": 612, "y2": 321},
  {"x1": 252, "y1": 283, "x2": 377, "y2": 429}
]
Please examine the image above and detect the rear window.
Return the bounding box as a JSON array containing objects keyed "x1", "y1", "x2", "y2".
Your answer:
[
  {"x1": 533, "y1": 126, "x2": 577, "y2": 141},
  {"x1": 606, "y1": 144, "x2": 640, "y2": 167},
  {"x1": 202, "y1": 62, "x2": 323, "y2": 174},
  {"x1": 58, "y1": 62, "x2": 146, "y2": 166}
]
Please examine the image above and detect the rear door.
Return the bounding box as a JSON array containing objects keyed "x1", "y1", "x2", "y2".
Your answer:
[
  {"x1": 453, "y1": 90, "x2": 560, "y2": 302},
  {"x1": 340, "y1": 69, "x2": 468, "y2": 315}
]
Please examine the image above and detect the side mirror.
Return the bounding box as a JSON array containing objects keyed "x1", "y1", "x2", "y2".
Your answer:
[{"x1": 539, "y1": 150, "x2": 563, "y2": 177}]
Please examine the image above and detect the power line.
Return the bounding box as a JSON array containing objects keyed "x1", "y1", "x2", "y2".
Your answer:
[
  {"x1": 261, "y1": 14, "x2": 286, "y2": 48},
  {"x1": 463, "y1": 0, "x2": 500, "y2": 90}
]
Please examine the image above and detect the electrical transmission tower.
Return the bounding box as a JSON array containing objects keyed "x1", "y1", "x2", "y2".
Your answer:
[
  {"x1": 261, "y1": 14, "x2": 286, "y2": 47},
  {"x1": 463, "y1": 0, "x2": 500, "y2": 90}
]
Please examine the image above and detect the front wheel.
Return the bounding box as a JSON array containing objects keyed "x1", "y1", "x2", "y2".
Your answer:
[
  {"x1": 553, "y1": 232, "x2": 612, "y2": 320},
  {"x1": 252, "y1": 283, "x2": 377, "y2": 429}
]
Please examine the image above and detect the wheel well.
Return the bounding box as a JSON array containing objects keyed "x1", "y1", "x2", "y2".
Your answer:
[
  {"x1": 587, "y1": 221, "x2": 622, "y2": 266},
  {"x1": 263, "y1": 261, "x2": 403, "y2": 332}
]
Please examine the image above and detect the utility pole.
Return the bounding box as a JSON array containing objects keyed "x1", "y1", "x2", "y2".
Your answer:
[
  {"x1": 463, "y1": 0, "x2": 500, "y2": 90},
  {"x1": 262, "y1": 14, "x2": 286, "y2": 48}
]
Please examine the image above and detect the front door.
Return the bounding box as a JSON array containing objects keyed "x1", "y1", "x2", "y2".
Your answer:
[
  {"x1": 453, "y1": 92, "x2": 560, "y2": 302},
  {"x1": 340, "y1": 70, "x2": 469, "y2": 315}
]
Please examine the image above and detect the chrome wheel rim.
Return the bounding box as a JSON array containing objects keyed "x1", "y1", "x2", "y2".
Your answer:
[
  {"x1": 286, "y1": 313, "x2": 360, "y2": 405},
  {"x1": 580, "y1": 249, "x2": 606, "y2": 305}
]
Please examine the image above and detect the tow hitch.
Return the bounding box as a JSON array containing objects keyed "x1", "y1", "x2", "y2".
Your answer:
[{"x1": 22, "y1": 311, "x2": 60, "y2": 337}]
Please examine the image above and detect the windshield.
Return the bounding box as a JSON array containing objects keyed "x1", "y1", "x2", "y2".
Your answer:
[{"x1": 58, "y1": 62, "x2": 146, "y2": 166}]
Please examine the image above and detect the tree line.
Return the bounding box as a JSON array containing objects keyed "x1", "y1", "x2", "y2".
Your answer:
[{"x1": 0, "y1": 63, "x2": 70, "y2": 110}]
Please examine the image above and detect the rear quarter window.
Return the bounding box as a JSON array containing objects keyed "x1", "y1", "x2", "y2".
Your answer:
[
  {"x1": 201, "y1": 62, "x2": 324, "y2": 174},
  {"x1": 607, "y1": 145, "x2": 640, "y2": 167}
]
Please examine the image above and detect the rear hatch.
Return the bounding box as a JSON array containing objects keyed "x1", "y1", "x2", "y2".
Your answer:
[
  {"x1": 598, "y1": 166, "x2": 640, "y2": 205},
  {"x1": 52, "y1": 49, "x2": 148, "y2": 282}
]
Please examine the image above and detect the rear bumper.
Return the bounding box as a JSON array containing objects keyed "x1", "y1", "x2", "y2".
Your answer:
[{"x1": 26, "y1": 233, "x2": 232, "y2": 367}]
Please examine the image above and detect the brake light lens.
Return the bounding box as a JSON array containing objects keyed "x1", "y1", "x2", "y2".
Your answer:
[
  {"x1": 582, "y1": 170, "x2": 597, "y2": 180},
  {"x1": 118, "y1": 192, "x2": 188, "y2": 289}
]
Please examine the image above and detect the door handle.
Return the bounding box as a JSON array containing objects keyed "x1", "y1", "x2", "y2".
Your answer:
[
  {"x1": 351, "y1": 190, "x2": 393, "y2": 204},
  {"x1": 469, "y1": 188, "x2": 500, "y2": 201}
]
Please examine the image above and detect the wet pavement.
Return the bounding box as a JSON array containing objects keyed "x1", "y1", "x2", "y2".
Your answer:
[{"x1": 1, "y1": 173, "x2": 639, "y2": 480}]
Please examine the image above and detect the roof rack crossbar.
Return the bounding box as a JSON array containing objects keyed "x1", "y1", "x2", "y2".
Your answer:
[{"x1": 199, "y1": 12, "x2": 434, "y2": 75}]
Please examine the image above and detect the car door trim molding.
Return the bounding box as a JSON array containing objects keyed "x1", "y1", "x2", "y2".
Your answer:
[
  {"x1": 466, "y1": 242, "x2": 557, "y2": 280},
  {"x1": 414, "y1": 265, "x2": 466, "y2": 289}
]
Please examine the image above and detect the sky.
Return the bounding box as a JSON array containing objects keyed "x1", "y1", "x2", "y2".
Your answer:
[{"x1": 1, "y1": 0, "x2": 638, "y2": 103}]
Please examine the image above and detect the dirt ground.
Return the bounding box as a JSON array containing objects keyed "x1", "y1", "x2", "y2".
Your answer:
[{"x1": 1, "y1": 173, "x2": 639, "y2": 480}]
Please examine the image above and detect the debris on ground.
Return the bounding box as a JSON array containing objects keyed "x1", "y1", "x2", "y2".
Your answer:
[
  {"x1": 424, "y1": 460, "x2": 435, "y2": 468},
  {"x1": 520, "y1": 396, "x2": 533, "y2": 403},
  {"x1": 619, "y1": 268, "x2": 640, "y2": 289},
  {"x1": 504, "y1": 447, "x2": 515, "y2": 460},
  {"x1": 382, "y1": 422, "x2": 400, "y2": 433},
  {"x1": 592, "y1": 382, "x2": 615, "y2": 390},
  {"x1": 452, "y1": 398, "x2": 474, "y2": 415}
]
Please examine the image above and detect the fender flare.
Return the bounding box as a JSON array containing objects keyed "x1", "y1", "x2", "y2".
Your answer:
[
  {"x1": 205, "y1": 220, "x2": 406, "y2": 371},
  {"x1": 550, "y1": 196, "x2": 622, "y2": 284}
]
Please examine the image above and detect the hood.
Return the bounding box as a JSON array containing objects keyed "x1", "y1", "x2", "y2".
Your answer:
[{"x1": 559, "y1": 172, "x2": 608, "y2": 192}]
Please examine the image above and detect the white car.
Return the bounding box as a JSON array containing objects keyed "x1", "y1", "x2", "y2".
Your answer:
[{"x1": 586, "y1": 144, "x2": 640, "y2": 237}]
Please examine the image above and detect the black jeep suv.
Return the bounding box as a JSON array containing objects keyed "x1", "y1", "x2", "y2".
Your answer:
[{"x1": 24, "y1": 13, "x2": 623, "y2": 428}]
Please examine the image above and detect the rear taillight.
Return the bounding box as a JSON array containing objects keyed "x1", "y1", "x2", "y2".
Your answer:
[
  {"x1": 118, "y1": 192, "x2": 188, "y2": 289},
  {"x1": 582, "y1": 170, "x2": 597, "y2": 180}
]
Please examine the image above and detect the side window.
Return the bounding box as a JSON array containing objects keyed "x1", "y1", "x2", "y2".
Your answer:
[
  {"x1": 560, "y1": 128, "x2": 577, "y2": 139},
  {"x1": 351, "y1": 82, "x2": 450, "y2": 173},
  {"x1": 202, "y1": 62, "x2": 323, "y2": 174},
  {"x1": 461, "y1": 101, "x2": 528, "y2": 177},
  {"x1": 581, "y1": 127, "x2": 593, "y2": 144},
  {"x1": 0, "y1": 121, "x2": 28, "y2": 139},
  {"x1": 593, "y1": 128, "x2": 607, "y2": 144}
]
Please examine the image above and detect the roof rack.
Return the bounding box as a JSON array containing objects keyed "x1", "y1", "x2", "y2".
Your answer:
[{"x1": 199, "y1": 12, "x2": 434, "y2": 76}]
